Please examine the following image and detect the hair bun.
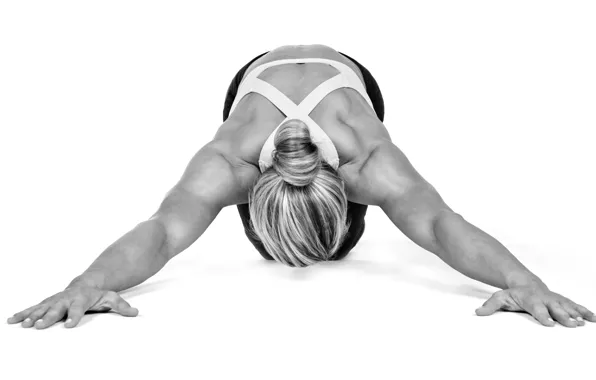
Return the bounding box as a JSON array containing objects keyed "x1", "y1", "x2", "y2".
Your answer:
[{"x1": 272, "y1": 119, "x2": 321, "y2": 187}]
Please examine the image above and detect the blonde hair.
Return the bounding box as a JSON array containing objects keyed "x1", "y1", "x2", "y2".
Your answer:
[{"x1": 248, "y1": 119, "x2": 350, "y2": 267}]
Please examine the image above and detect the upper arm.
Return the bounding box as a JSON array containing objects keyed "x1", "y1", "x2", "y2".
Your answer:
[
  {"x1": 149, "y1": 141, "x2": 259, "y2": 260},
  {"x1": 356, "y1": 141, "x2": 455, "y2": 254}
]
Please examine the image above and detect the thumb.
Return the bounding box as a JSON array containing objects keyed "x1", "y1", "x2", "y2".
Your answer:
[
  {"x1": 114, "y1": 299, "x2": 139, "y2": 317},
  {"x1": 475, "y1": 291, "x2": 506, "y2": 316},
  {"x1": 104, "y1": 292, "x2": 139, "y2": 317}
]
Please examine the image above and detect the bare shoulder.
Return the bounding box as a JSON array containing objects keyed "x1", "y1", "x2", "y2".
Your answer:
[
  {"x1": 340, "y1": 131, "x2": 429, "y2": 207},
  {"x1": 176, "y1": 139, "x2": 260, "y2": 207}
]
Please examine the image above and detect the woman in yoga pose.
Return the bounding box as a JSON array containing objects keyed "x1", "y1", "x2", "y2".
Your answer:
[{"x1": 7, "y1": 44, "x2": 594, "y2": 329}]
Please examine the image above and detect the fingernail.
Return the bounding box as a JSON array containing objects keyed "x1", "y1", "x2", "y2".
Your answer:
[
  {"x1": 66, "y1": 319, "x2": 72, "y2": 324},
  {"x1": 577, "y1": 317, "x2": 583, "y2": 322},
  {"x1": 548, "y1": 318, "x2": 554, "y2": 322},
  {"x1": 36, "y1": 319, "x2": 43, "y2": 324},
  {"x1": 24, "y1": 318, "x2": 31, "y2": 323}
]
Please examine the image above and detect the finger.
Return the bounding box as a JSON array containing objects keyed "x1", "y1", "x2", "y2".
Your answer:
[
  {"x1": 106, "y1": 293, "x2": 139, "y2": 317},
  {"x1": 21, "y1": 304, "x2": 52, "y2": 328},
  {"x1": 35, "y1": 301, "x2": 70, "y2": 330},
  {"x1": 560, "y1": 303, "x2": 585, "y2": 326},
  {"x1": 525, "y1": 302, "x2": 555, "y2": 327},
  {"x1": 572, "y1": 303, "x2": 596, "y2": 323},
  {"x1": 475, "y1": 291, "x2": 506, "y2": 316},
  {"x1": 65, "y1": 299, "x2": 88, "y2": 328},
  {"x1": 7, "y1": 305, "x2": 40, "y2": 324},
  {"x1": 547, "y1": 302, "x2": 578, "y2": 328}
]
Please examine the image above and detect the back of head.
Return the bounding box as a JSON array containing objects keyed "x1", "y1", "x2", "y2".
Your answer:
[{"x1": 248, "y1": 119, "x2": 350, "y2": 267}]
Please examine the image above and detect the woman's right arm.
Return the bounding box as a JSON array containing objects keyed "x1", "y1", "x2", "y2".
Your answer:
[
  {"x1": 7, "y1": 140, "x2": 259, "y2": 329},
  {"x1": 68, "y1": 140, "x2": 255, "y2": 292}
]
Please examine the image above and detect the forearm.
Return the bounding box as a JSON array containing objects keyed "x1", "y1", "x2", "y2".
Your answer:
[
  {"x1": 66, "y1": 219, "x2": 170, "y2": 292},
  {"x1": 432, "y1": 211, "x2": 547, "y2": 290}
]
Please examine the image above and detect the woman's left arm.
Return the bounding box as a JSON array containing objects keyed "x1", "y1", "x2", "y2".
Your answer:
[{"x1": 356, "y1": 140, "x2": 595, "y2": 328}]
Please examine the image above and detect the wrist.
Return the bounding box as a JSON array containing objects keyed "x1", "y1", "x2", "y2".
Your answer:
[
  {"x1": 65, "y1": 272, "x2": 105, "y2": 290},
  {"x1": 505, "y1": 270, "x2": 547, "y2": 290}
]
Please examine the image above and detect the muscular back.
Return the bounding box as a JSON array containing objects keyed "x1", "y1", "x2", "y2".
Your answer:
[
  {"x1": 152, "y1": 45, "x2": 445, "y2": 259},
  {"x1": 212, "y1": 44, "x2": 393, "y2": 204}
]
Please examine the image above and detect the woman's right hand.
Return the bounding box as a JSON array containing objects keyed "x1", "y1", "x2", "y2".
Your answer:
[{"x1": 6, "y1": 286, "x2": 139, "y2": 329}]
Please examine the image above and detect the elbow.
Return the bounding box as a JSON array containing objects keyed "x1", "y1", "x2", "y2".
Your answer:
[{"x1": 144, "y1": 217, "x2": 176, "y2": 261}]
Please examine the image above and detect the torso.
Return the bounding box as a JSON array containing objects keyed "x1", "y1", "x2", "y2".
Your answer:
[{"x1": 213, "y1": 44, "x2": 393, "y2": 203}]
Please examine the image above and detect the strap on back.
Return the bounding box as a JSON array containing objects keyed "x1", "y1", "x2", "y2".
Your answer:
[{"x1": 228, "y1": 58, "x2": 375, "y2": 172}]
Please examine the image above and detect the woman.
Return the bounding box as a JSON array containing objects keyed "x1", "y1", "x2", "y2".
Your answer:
[
  {"x1": 223, "y1": 46, "x2": 385, "y2": 266},
  {"x1": 7, "y1": 44, "x2": 595, "y2": 329}
]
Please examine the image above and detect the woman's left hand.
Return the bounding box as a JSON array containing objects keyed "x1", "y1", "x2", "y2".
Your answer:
[{"x1": 475, "y1": 285, "x2": 596, "y2": 327}]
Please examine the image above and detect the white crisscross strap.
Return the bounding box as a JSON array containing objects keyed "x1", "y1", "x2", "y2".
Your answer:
[{"x1": 229, "y1": 58, "x2": 375, "y2": 173}]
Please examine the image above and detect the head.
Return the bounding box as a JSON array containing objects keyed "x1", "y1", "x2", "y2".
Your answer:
[{"x1": 248, "y1": 119, "x2": 350, "y2": 267}]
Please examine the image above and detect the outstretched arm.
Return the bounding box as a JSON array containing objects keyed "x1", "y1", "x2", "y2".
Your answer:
[
  {"x1": 8, "y1": 138, "x2": 258, "y2": 329},
  {"x1": 357, "y1": 139, "x2": 595, "y2": 327},
  {"x1": 70, "y1": 140, "x2": 257, "y2": 291}
]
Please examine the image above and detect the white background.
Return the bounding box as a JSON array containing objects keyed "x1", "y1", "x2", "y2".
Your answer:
[{"x1": 1, "y1": 1, "x2": 594, "y2": 379}]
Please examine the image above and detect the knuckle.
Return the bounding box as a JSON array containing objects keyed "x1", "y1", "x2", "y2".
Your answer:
[
  {"x1": 30, "y1": 308, "x2": 47, "y2": 318},
  {"x1": 45, "y1": 311, "x2": 60, "y2": 319},
  {"x1": 566, "y1": 309, "x2": 580, "y2": 317},
  {"x1": 556, "y1": 297, "x2": 572, "y2": 306},
  {"x1": 40, "y1": 292, "x2": 62, "y2": 304},
  {"x1": 531, "y1": 311, "x2": 547, "y2": 320},
  {"x1": 65, "y1": 288, "x2": 81, "y2": 299},
  {"x1": 551, "y1": 309, "x2": 566, "y2": 318},
  {"x1": 71, "y1": 296, "x2": 89, "y2": 308},
  {"x1": 552, "y1": 292, "x2": 565, "y2": 300},
  {"x1": 39, "y1": 296, "x2": 54, "y2": 304},
  {"x1": 68, "y1": 308, "x2": 85, "y2": 317},
  {"x1": 556, "y1": 305, "x2": 570, "y2": 315},
  {"x1": 35, "y1": 301, "x2": 49, "y2": 310},
  {"x1": 575, "y1": 303, "x2": 588, "y2": 312},
  {"x1": 549, "y1": 302, "x2": 564, "y2": 312},
  {"x1": 521, "y1": 298, "x2": 539, "y2": 311},
  {"x1": 527, "y1": 303, "x2": 542, "y2": 314}
]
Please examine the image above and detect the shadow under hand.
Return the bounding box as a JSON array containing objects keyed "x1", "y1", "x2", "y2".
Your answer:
[
  {"x1": 62, "y1": 280, "x2": 172, "y2": 328},
  {"x1": 73, "y1": 309, "x2": 139, "y2": 328}
]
